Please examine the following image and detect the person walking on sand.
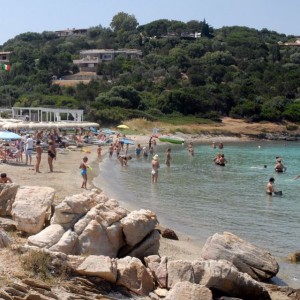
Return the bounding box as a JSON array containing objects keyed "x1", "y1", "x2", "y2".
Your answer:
[
  {"x1": 25, "y1": 134, "x2": 33, "y2": 165},
  {"x1": 35, "y1": 140, "x2": 43, "y2": 173},
  {"x1": 79, "y1": 156, "x2": 89, "y2": 189},
  {"x1": 151, "y1": 154, "x2": 160, "y2": 183},
  {"x1": 47, "y1": 140, "x2": 56, "y2": 172},
  {"x1": 165, "y1": 148, "x2": 171, "y2": 167}
]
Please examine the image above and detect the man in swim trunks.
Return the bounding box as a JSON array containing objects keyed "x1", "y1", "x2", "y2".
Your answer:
[
  {"x1": 25, "y1": 134, "x2": 33, "y2": 165},
  {"x1": 79, "y1": 156, "x2": 89, "y2": 189},
  {"x1": 274, "y1": 159, "x2": 286, "y2": 172},
  {"x1": 266, "y1": 177, "x2": 275, "y2": 195},
  {"x1": 151, "y1": 154, "x2": 160, "y2": 183}
]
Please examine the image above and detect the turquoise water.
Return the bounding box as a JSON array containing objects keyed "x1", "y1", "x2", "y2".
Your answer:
[{"x1": 94, "y1": 141, "x2": 300, "y2": 288}]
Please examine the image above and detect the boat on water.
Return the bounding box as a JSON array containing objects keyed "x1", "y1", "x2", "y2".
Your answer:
[{"x1": 158, "y1": 135, "x2": 185, "y2": 144}]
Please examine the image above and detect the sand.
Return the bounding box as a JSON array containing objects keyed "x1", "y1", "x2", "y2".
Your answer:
[{"x1": 1, "y1": 142, "x2": 203, "y2": 259}]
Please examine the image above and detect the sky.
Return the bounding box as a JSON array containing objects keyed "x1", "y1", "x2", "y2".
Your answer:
[{"x1": 1, "y1": 0, "x2": 299, "y2": 45}]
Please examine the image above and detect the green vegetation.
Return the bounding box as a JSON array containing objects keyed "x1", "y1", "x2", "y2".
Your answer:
[{"x1": 0, "y1": 12, "x2": 299, "y2": 125}]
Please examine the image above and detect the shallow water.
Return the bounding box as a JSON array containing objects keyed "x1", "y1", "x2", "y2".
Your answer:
[{"x1": 94, "y1": 141, "x2": 300, "y2": 288}]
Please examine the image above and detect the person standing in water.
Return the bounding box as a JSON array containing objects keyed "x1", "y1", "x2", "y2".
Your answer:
[
  {"x1": 151, "y1": 154, "x2": 160, "y2": 183},
  {"x1": 165, "y1": 148, "x2": 171, "y2": 167},
  {"x1": 188, "y1": 142, "x2": 194, "y2": 156}
]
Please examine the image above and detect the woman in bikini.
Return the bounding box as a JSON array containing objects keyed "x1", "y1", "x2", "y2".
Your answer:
[{"x1": 47, "y1": 140, "x2": 56, "y2": 172}]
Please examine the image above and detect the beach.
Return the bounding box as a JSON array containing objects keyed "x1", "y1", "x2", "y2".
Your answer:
[{"x1": 1, "y1": 141, "x2": 204, "y2": 260}]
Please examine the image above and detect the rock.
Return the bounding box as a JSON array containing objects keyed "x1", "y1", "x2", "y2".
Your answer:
[
  {"x1": 77, "y1": 220, "x2": 122, "y2": 257},
  {"x1": 121, "y1": 209, "x2": 158, "y2": 246},
  {"x1": 0, "y1": 229, "x2": 12, "y2": 248},
  {"x1": 0, "y1": 217, "x2": 17, "y2": 231},
  {"x1": 165, "y1": 282, "x2": 213, "y2": 300},
  {"x1": 0, "y1": 290, "x2": 13, "y2": 300},
  {"x1": 167, "y1": 260, "x2": 194, "y2": 288},
  {"x1": 117, "y1": 256, "x2": 154, "y2": 296},
  {"x1": 154, "y1": 288, "x2": 168, "y2": 297},
  {"x1": 145, "y1": 255, "x2": 168, "y2": 288},
  {"x1": 125, "y1": 229, "x2": 160, "y2": 259},
  {"x1": 192, "y1": 259, "x2": 271, "y2": 300},
  {"x1": 288, "y1": 251, "x2": 300, "y2": 263},
  {"x1": 22, "y1": 279, "x2": 51, "y2": 290},
  {"x1": 201, "y1": 232, "x2": 279, "y2": 281},
  {"x1": 0, "y1": 183, "x2": 19, "y2": 216},
  {"x1": 161, "y1": 228, "x2": 179, "y2": 240},
  {"x1": 75, "y1": 255, "x2": 117, "y2": 282},
  {"x1": 51, "y1": 191, "x2": 98, "y2": 228},
  {"x1": 11, "y1": 186, "x2": 55, "y2": 234},
  {"x1": 49, "y1": 229, "x2": 78, "y2": 254},
  {"x1": 27, "y1": 224, "x2": 65, "y2": 248}
]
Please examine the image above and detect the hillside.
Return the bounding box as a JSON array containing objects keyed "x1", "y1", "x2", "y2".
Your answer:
[{"x1": 0, "y1": 14, "x2": 299, "y2": 126}]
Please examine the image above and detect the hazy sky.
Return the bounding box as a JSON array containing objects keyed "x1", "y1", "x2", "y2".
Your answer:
[{"x1": 1, "y1": 0, "x2": 299, "y2": 45}]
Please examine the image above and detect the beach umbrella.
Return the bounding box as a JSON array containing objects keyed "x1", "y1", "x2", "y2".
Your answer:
[
  {"x1": 0, "y1": 131, "x2": 22, "y2": 162},
  {"x1": 0, "y1": 131, "x2": 22, "y2": 140},
  {"x1": 117, "y1": 124, "x2": 129, "y2": 129}
]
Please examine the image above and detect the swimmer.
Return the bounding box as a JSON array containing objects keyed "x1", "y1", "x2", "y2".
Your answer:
[
  {"x1": 266, "y1": 177, "x2": 282, "y2": 196},
  {"x1": 188, "y1": 142, "x2": 194, "y2": 156},
  {"x1": 118, "y1": 155, "x2": 132, "y2": 167},
  {"x1": 165, "y1": 148, "x2": 171, "y2": 167}
]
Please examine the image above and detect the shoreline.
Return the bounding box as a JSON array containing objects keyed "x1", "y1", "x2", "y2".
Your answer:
[{"x1": 2, "y1": 135, "x2": 299, "y2": 290}]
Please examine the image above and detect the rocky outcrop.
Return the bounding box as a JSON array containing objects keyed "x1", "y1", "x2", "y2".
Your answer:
[
  {"x1": 145, "y1": 256, "x2": 270, "y2": 300},
  {"x1": 201, "y1": 232, "x2": 279, "y2": 281},
  {"x1": 26, "y1": 190, "x2": 160, "y2": 259},
  {"x1": 165, "y1": 281, "x2": 213, "y2": 300},
  {"x1": 11, "y1": 186, "x2": 55, "y2": 234},
  {"x1": 0, "y1": 183, "x2": 19, "y2": 216}
]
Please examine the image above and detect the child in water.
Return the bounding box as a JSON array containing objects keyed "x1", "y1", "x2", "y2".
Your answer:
[{"x1": 79, "y1": 156, "x2": 89, "y2": 189}]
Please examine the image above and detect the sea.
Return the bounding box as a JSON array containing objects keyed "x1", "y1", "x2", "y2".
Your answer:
[{"x1": 94, "y1": 140, "x2": 300, "y2": 288}]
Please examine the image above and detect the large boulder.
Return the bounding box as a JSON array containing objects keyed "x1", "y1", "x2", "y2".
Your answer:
[
  {"x1": 201, "y1": 232, "x2": 279, "y2": 281},
  {"x1": 165, "y1": 281, "x2": 213, "y2": 300},
  {"x1": 51, "y1": 191, "x2": 98, "y2": 228},
  {"x1": 116, "y1": 256, "x2": 154, "y2": 296},
  {"x1": 49, "y1": 229, "x2": 78, "y2": 254},
  {"x1": 77, "y1": 220, "x2": 123, "y2": 257},
  {"x1": 122, "y1": 229, "x2": 160, "y2": 259},
  {"x1": 121, "y1": 209, "x2": 158, "y2": 246},
  {"x1": 167, "y1": 260, "x2": 194, "y2": 288},
  {"x1": 75, "y1": 255, "x2": 117, "y2": 283},
  {"x1": 0, "y1": 229, "x2": 12, "y2": 248},
  {"x1": 11, "y1": 186, "x2": 55, "y2": 234},
  {"x1": 193, "y1": 259, "x2": 271, "y2": 300},
  {"x1": 27, "y1": 224, "x2": 65, "y2": 248},
  {"x1": 0, "y1": 183, "x2": 19, "y2": 216}
]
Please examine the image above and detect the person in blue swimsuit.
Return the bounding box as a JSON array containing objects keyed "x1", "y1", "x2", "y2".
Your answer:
[{"x1": 79, "y1": 156, "x2": 89, "y2": 189}]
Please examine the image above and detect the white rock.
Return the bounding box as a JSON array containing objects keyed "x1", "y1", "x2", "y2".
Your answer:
[
  {"x1": 75, "y1": 255, "x2": 117, "y2": 282},
  {"x1": 49, "y1": 229, "x2": 78, "y2": 254},
  {"x1": 121, "y1": 209, "x2": 158, "y2": 246},
  {"x1": 12, "y1": 186, "x2": 55, "y2": 234},
  {"x1": 27, "y1": 224, "x2": 65, "y2": 248}
]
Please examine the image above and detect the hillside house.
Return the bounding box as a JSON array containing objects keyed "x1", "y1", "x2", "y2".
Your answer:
[
  {"x1": 73, "y1": 49, "x2": 143, "y2": 72},
  {"x1": 279, "y1": 38, "x2": 300, "y2": 46},
  {"x1": 0, "y1": 51, "x2": 12, "y2": 64},
  {"x1": 55, "y1": 28, "x2": 88, "y2": 37}
]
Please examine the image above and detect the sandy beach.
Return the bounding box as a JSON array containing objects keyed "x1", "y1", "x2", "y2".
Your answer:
[{"x1": 1, "y1": 141, "x2": 204, "y2": 260}]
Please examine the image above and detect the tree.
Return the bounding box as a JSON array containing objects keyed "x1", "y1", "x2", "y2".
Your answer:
[{"x1": 110, "y1": 12, "x2": 138, "y2": 32}]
